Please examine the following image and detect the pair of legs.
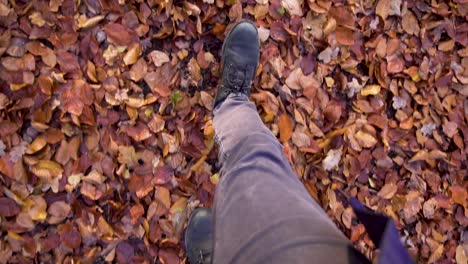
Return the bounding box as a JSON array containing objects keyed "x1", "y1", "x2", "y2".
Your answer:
[{"x1": 185, "y1": 21, "x2": 368, "y2": 264}]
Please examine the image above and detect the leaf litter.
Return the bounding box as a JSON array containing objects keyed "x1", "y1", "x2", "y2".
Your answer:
[{"x1": 0, "y1": 0, "x2": 466, "y2": 263}]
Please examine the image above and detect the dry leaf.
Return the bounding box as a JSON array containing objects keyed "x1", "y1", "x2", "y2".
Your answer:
[
  {"x1": 278, "y1": 113, "x2": 293, "y2": 142},
  {"x1": 31, "y1": 160, "x2": 63, "y2": 179},
  {"x1": 148, "y1": 50, "x2": 170, "y2": 67},
  {"x1": 378, "y1": 183, "x2": 398, "y2": 199},
  {"x1": 281, "y1": 0, "x2": 303, "y2": 17},
  {"x1": 361, "y1": 85, "x2": 381, "y2": 96},
  {"x1": 402, "y1": 11, "x2": 420, "y2": 35},
  {"x1": 123, "y1": 43, "x2": 141, "y2": 66},
  {"x1": 376, "y1": 0, "x2": 401, "y2": 20},
  {"x1": 323, "y1": 148, "x2": 342, "y2": 171},
  {"x1": 354, "y1": 130, "x2": 377, "y2": 148}
]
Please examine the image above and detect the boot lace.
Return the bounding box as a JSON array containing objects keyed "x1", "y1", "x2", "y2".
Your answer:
[{"x1": 223, "y1": 62, "x2": 254, "y2": 93}]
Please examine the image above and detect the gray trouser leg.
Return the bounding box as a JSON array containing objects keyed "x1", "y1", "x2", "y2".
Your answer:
[{"x1": 212, "y1": 94, "x2": 359, "y2": 264}]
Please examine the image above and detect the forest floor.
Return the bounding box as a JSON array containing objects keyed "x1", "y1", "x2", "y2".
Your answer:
[{"x1": 0, "y1": 0, "x2": 467, "y2": 263}]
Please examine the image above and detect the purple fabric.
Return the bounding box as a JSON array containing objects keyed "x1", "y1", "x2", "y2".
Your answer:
[
  {"x1": 349, "y1": 198, "x2": 414, "y2": 264},
  {"x1": 212, "y1": 94, "x2": 369, "y2": 264}
]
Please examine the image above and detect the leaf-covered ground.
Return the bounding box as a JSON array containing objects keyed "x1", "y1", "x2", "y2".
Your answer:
[{"x1": 0, "y1": 0, "x2": 467, "y2": 263}]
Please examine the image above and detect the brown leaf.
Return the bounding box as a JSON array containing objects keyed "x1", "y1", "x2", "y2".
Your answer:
[
  {"x1": 123, "y1": 43, "x2": 141, "y2": 66},
  {"x1": 442, "y1": 121, "x2": 458, "y2": 138},
  {"x1": 31, "y1": 160, "x2": 63, "y2": 179},
  {"x1": 1, "y1": 54, "x2": 35, "y2": 71},
  {"x1": 56, "y1": 50, "x2": 80, "y2": 72},
  {"x1": 0, "y1": 197, "x2": 20, "y2": 217},
  {"x1": 28, "y1": 195, "x2": 47, "y2": 221},
  {"x1": 144, "y1": 64, "x2": 176, "y2": 97},
  {"x1": 281, "y1": 0, "x2": 303, "y2": 17},
  {"x1": 148, "y1": 50, "x2": 170, "y2": 67},
  {"x1": 80, "y1": 182, "x2": 103, "y2": 200},
  {"x1": 153, "y1": 165, "x2": 173, "y2": 185},
  {"x1": 130, "y1": 204, "x2": 144, "y2": 224},
  {"x1": 335, "y1": 27, "x2": 355, "y2": 46},
  {"x1": 278, "y1": 113, "x2": 293, "y2": 142},
  {"x1": 77, "y1": 15, "x2": 105, "y2": 29},
  {"x1": 329, "y1": 6, "x2": 355, "y2": 28},
  {"x1": 354, "y1": 130, "x2": 377, "y2": 148},
  {"x1": 103, "y1": 23, "x2": 133, "y2": 46},
  {"x1": 402, "y1": 11, "x2": 420, "y2": 35},
  {"x1": 423, "y1": 198, "x2": 438, "y2": 219},
  {"x1": 450, "y1": 186, "x2": 467, "y2": 207},
  {"x1": 129, "y1": 58, "x2": 148, "y2": 82},
  {"x1": 376, "y1": 0, "x2": 401, "y2": 20},
  {"x1": 387, "y1": 56, "x2": 405, "y2": 73},
  {"x1": 404, "y1": 191, "x2": 423, "y2": 220},
  {"x1": 26, "y1": 135, "x2": 47, "y2": 154},
  {"x1": 148, "y1": 114, "x2": 165, "y2": 134},
  {"x1": 58, "y1": 223, "x2": 81, "y2": 249},
  {"x1": 127, "y1": 122, "x2": 152, "y2": 142},
  {"x1": 48, "y1": 201, "x2": 71, "y2": 224},
  {"x1": 270, "y1": 22, "x2": 288, "y2": 42},
  {"x1": 16, "y1": 211, "x2": 35, "y2": 229},
  {"x1": 378, "y1": 183, "x2": 398, "y2": 199}
]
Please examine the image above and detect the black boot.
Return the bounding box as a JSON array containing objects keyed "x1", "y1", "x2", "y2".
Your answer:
[
  {"x1": 185, "y1": 208, "x2": 213, "y2": 264},
  {"x1": 214, "y1": 20, "x2": 260, "y2": 108}
]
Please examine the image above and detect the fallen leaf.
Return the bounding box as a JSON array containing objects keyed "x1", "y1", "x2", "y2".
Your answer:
[
  {"x1": 278, "y1": 113, "x2": 293, "y2": 142},
  {"x1": 361, "y1": 85, "x2": 381, "y2": 96},
  {"x1": 450, "y1": 186, "x2": 467, "y2": 207},
  {"x1": 78, "y1": 15, "x2": 105, "y2": 29},
  {"x1": 0, "y1": 197, "x2": 20, "y2": 217},
  {"x1": 378, "y1": 183, "x2": 398, "y2": 199},
  {"x1": 323, "y1": 148, "x2": 342, "y2": 171},
  {"x1": 456, "y1": 244, "x2": 468, "y2": 264},
  {"x1": 148, "y1": 50, "x2": 170, "y2": 67},
  {"x1": 103, "y1": 23, "x2": 133, "y2": 46},
  {"x1": 123, "y1": 43, "x2": 141, "y2": 65},
  {"x1": 26, "y1": 136, "x2": 47, "y2": 154},
  {"x1": 376, "y1": 0, "x2": 401, "y2": 20},
  {"x1": 258, "y1": 26, "x2": 270, "y2": 42},
  {"x1": 402, "y1": 11, "x2": 420, "y2": 35},
  {"x1": 281, "y1": 0, "x2": 303, "y2": 17},
  {"x1": 404, "y1": 191, "x2": 423, "y2": 220},
  {"x1": 387, "y1": 56, "x2": 405, "y2": 73},
  {"x1": 130, "y1": 204, "x2": 144, "y2": 224},
  {"x1": 58, "y1": 223, "x2": 82, "y2": 249},
  {"x1": 354, "y1": 130, "x2": 377, "y2": 148},
  {"x1": 31, "y1": 160, "x2": 63, "y2": 179},
  {"x1": 48, "y1": 201, "x2": 71, "y2": 224}
]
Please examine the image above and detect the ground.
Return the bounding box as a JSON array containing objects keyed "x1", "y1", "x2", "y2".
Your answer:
[{"x1": 0, "y1": 0, "x2": 467, "y2": 263}]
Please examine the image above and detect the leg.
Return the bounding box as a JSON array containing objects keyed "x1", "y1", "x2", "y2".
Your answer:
[
  {"x1": 185, "y1": 20, "x2": 368, "y2": 264},
  {"x1": 212, "y1": 95, "x2": 364, "y2": 264}
]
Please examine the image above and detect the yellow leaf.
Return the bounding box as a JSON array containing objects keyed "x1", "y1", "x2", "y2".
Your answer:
[
  {"x1": 210, "y1": 173, "x2": 220, "y2": 185},
  {"x1": 361, "y1": 85, "x2": 381, "y2": 96},
  {"x1": 8, "y1": 231, "x2": 24, "y2": 241},
  {"x1": 123, "y1": 43, "x2": 141, "y2": 66},
  {"x1": 428, "y1": 244, "x2": 444, "y2": 263},
  {"x1": 278, "y1": 113, "x2": 293, "y2": 142},
  {"x1": 26, "y1": 135, "x2": 47, "y2": 154},
  {"x1": 30, "y1": 160, "x2": 63, "y2": 179}
]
